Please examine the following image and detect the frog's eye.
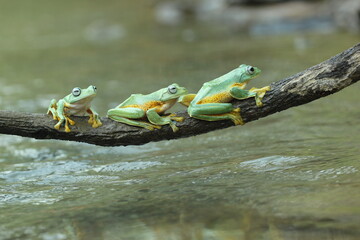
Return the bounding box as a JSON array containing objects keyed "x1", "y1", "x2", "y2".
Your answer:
[
  {"x1": 72, "y1": 87, "x2": 81, "y2": 97},
  {"x1": 92, "y1": 86, "x2": 97, "y2": 92},
  {"x1": 247, "y1": 66, "x2": 255, "y2": 75},
  {"x1": 168, "y1": 85, "x2": 177, "y2": 94}
]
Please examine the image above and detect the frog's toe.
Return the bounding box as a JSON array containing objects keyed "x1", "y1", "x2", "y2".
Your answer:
[
  {"x1": 88, "y1": 115, "x2": 95, "y2": 124},
  {"x1": 54, "y1": 124, "x2": 61, "y2": 130},
  {"x1": 229, "y1": 109, "x2": 244, "y2": 125},
  {"x1": 65, "y1": 126, "x2": 71, "y2": 132},
  {"x1": 92, "y1": 121, "x2": 102, "y2": 128},
  {"x1": 170, "y1": 123, "x2": 179, "y2": 132},
  {"x1": 263, "y1": 86, "x2": 271, "y2": 91},
  {"x1": 233, "y1": 117, "x2": 244, "y2": 125},
  {"x1": 49, "y1": 113, "x2": 58, "y2": 120},
  {"x1": 145, "y1": 125, "x2": 161, "y2": 131},
  {"x1": 255, "y1": 99, "x2": 264, "y2": 107},
  {"x1": 170, "y1": 116, "x2": 185, "y2": 122},
  {"x1": 147, "y1": 124, "x2": 162, "y2": 130},
  {"x1": 67, "y1": 118, "x2": 75, "y2": 126}
]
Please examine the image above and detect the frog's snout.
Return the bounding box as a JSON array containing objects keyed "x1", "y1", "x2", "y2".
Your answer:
[{"x1": 181, "y1": 87, "x2": 188, "y2": 94}]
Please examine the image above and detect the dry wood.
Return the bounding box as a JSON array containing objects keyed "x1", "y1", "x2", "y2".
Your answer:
[{"x1": 0, "y1": 43, "x2": 359, "y2": 146}]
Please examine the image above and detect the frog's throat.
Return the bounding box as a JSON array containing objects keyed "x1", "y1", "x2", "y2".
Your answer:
[
  {"x1": 239, "y1": 73, "x2": 247, "y2": 82},
  {"x1": 160, "y1": 98, "x2": 178, "y2": 114}
]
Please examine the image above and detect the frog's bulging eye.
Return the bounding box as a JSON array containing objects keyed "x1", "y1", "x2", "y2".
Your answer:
[
  {"x1": 92, "y1": 86, "x2": 97, "y2": 92},
  {"x1": 247, "y1": 66, "x2": 255, "y2": 75},
  {"x1": 72, "y1": 87, "x2": 81, "y2": 97},
  {"x1": 168, "y1": 85, "x2": 177, "y2": 94}
]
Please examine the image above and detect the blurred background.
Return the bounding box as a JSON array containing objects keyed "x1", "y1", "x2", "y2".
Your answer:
[{"x1": 0, "y1": 0, "x2": 359, "y2": 239}]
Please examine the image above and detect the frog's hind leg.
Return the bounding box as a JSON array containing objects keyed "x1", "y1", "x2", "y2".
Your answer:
[
  {"x1": 109, "y1": 115, "x2": 161, "y2": 130},
  {"x1": 190, "y1": 109, "x2": 244, "y2": 125},
  {"x1": 188, "y1": 102, "x2": 233, "y2": 116},
  {"x1": 188, "y1": 103, "x2": 243, "y2": 125},
  {"x1": 107, "y1": 108, "x2": 161, "y2": 131}
]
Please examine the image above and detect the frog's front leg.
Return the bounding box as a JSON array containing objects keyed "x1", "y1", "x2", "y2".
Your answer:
[
  {"x1": 54, "y1": 99, "x2": 72, "y2": 132},
  {"x1": 230, "y1": 86, "x2": 270, "y2": 107},
  {"x1": 178, "y1": 94, "x2": 196, "y2": 107},
  {"x1": 146, "y1": 108, "x2": 182, "y2": 132},
  {"x1": 188, "y1": 103, "x2": 243, "y2": 125},
  {"x1": 47, "y1": 99, "x2": 59, "y2": 120},
  {"x1": 107, "y1": 108, "x2": 161, "y2": 130},
  {"x1": 87, "y1": 107, "x2": 102, "y2": 128}
]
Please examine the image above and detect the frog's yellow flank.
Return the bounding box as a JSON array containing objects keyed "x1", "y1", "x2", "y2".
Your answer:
[
  {"x1": 121, "y1": 99, "x2": 177, "y2": 114},
  {"x1": 197, "y1": 92, "x2": 232, "y2": 104},
  {"x1": 122, "y1": 101, "x2": 163, "y2": 111}
]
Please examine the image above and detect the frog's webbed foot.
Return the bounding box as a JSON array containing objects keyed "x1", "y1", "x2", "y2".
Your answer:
[
  {"x1": 87, "y1": 109, "x2": 102, "y2": 128},
  {"x1": 53, "y1": 115, "x2": 74, "y2": 132},
  {"x1": 167, "y1": 113, "x2": 185, "y2": 122},
  {"x1": 229, "y1": 108, "x2": 244, "y2": 125},
  {"x1": 88, "y1": 114, "x2": 100, "y2": 127},
  {"x1": 249, "y1": 86, "x2": 271, "y2": 107},
  {"x1": 92, "y1": 117, "x2": 102, "y2": 128},
  {"x1": 54, "y1": 118, "x2": 69, "y2": 132}
]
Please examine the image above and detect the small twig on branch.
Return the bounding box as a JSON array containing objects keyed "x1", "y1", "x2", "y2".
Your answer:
[{"x1": 0, "y1": 44, "x2": 359, "y2": 146}]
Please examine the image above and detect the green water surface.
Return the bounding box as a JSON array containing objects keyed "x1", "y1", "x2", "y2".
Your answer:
[{"x1": 0, "y1": 1, "x2": 360, "y2": 239}]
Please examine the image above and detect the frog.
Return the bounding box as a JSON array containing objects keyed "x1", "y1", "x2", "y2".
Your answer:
[
  {"x1": 107, "y1": 83, "x2": 187, "y2": 132},
  {"x1": 179, "y1": 64, "x2": 270, "y2": 125},
  {"x1": 47, "y1": 85, "x2": 102, "y2": 132}
]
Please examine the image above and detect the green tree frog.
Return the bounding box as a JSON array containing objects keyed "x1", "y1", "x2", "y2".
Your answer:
[
  {"x1": 47, "y1": 85, "x2": 102, "y2": 132},
  {"x1": 107, "y1": 84, "x2": 187, "y2": 132},
  {"x1": 179, "y1": 64, "x2": 270, "y2": 125}
]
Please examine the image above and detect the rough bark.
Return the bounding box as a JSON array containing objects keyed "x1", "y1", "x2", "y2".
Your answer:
[{"x1": 0, "y1": 43, "x2": 359, "y2": 146}]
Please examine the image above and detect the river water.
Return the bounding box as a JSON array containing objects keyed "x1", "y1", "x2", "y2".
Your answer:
[{"x1": 0, "y1": 1, "x2": 360, "y2": 240}]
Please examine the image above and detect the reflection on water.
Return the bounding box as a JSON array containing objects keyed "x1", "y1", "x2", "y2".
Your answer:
[{"x1": 0, "y1": 0, "x2": 360, "y2": 239}]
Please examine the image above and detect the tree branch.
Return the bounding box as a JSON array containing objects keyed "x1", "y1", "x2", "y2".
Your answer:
[{"x1": 1, "y1": 44, "x2": 359, "y2": 146}]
